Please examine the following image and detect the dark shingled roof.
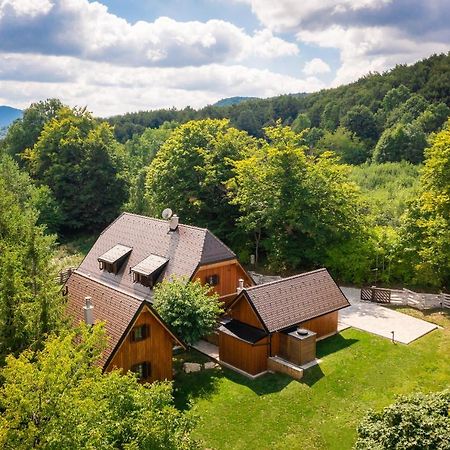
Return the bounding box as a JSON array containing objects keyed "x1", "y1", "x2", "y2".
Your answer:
[
  {"x1": 77, "y1": 212, "x2": 236, "y2": 301},
  {"x1": 218, "y1": 319, "x2": 268, "y2": 344},
  {"x1": 66, "y1": 272, "x2": 183, "y2": 369},
  {"x1": 242, "y1": 268, "x2": 350, "y2": 333}
]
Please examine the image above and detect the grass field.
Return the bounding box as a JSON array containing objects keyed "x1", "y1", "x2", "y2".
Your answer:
[
  {"x1": 53, "y1": 234, "x2": 96, "y2": 272},
  {"x1": 174, "y1": 310, "x2": 450, "y2": 450}
]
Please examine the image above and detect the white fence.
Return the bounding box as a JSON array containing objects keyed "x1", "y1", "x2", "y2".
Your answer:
[{"x1": 361, "y1": 286, "x2": 449, "y2": 310}]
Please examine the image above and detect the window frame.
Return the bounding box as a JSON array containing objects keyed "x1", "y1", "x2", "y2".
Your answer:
[
  {"x1": 131, "y1": 324, "x2": 149, "y2": 342},
  {"x1": 132, "y1": 271, "x2": 153, "y2": 287},
  {"x1": 131, "y1": 361, "x2": 151, "y2": 380},
  {"x1": 206, "y1": 274, "x2": 220, "y2": 286}
]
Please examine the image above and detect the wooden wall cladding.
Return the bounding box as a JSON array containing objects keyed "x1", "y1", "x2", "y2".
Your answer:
[
  {"x1": 299, "y1": 311, "x2": 338, "y2": 338},
  {"x1": 228, "y1": 295, "x2": 264, "y2": 329},
  {"x1": 219, "y1": 332, "x2": 269, "y2": 375},
  {"x1": 193, "y1": 259, "x2": 254, "y2": 299},
  {"x1": 106, "y1": 307, "x2": 174, "y2": 382}
]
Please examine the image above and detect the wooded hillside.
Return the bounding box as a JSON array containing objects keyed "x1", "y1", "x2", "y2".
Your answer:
[{"x1": 1, "y1": 53, "x2": 449, "y2": 289}]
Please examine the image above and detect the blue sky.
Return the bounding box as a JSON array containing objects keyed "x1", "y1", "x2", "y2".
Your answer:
[{"x1": 0, "y1": 0, "x2": 448, "y2": 116}]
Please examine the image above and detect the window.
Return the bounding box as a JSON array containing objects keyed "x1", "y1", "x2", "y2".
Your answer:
[
  {"x1": 206, "y1": 274, "x2": 220, "y2": 286},
  {"x1": 132, "y1": 271, "x2": 153, "y2": 287},
  {"x1": 99, "y1": 261, "x2": 116, "y2": 273},
  {"x1": 131, "y1": 324, "x2": 149, "y2": 342},
  {"x1": 131, "y1": 362, "x2": 151, "y2": 380},
  {"x1": 98, "y1": 244, "x2": 132, "y2": 275}
]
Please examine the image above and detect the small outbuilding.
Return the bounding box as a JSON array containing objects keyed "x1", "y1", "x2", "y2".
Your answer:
[{"x1": 218, "y1": 268, "x2": 350, "y2": 377}]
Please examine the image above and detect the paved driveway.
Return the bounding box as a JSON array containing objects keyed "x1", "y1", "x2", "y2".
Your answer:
[{"x1": 339, "y1": 287, "x2": 438, "y2": 344}]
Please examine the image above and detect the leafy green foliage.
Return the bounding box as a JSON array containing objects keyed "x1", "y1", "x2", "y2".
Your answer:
[
  {"x1": 0, "y1": 99, "x2": 63, "y2": 165},
  {"x1": 401, "y1": 119, "x2": 450, "y2": 286},
  {"x1": 146, "y1": 119, "x2": 258, "y2": 241},
  {"x1": 124, "y1": 123, "x2": 176, "y2": 214},
  {"x1": 229, "y1": 124, "x2": 367, "y2": 271},
  {"x1": 317, "y1": 127, "x2": 369, "y2": 164},
  {"x1": 27, "y1": 107, "x2": 128, "y2": 230},
  {"x1": 373, "y1": 122, "x2": 427, "y2": 163},
  {"x1": 341, "y1": 105, "x2": 378, "y2": 142},
  {"x1": 355, "y1": 390, "x2": 450, "y2": 450},
  {"x1": 291, "y1": 112, "x2": 311, "y2": 133},
  {"x1": 0, "y1": 156, "x2": 64, "y2": 361},
  {"x1": 0, "y1": 324, "x2": 199, "y2": 449},
  {"x1": 381, "y1": 84, "x2": 411, "y2": 113},
  {"x1": 153, "y1": 277, "x2": 222, "y2": 345},
  {"x1": 350, "y1": 162, "x2": 420, "y2": 227}
]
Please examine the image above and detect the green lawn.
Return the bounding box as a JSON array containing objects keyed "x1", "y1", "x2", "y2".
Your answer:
[{"x1": 174, "y1": 311, "x2": 450, "y2": 450}]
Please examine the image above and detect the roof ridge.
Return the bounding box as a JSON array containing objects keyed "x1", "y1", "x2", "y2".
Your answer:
[
  {"x1": 121, "y1": 211, "x2": 209, "y2": 233},
  {"x1": 244, "y1": 268, "x2": 327, "y2": 291}
]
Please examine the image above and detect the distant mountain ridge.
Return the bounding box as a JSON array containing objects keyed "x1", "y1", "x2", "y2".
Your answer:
[
  {"x1": 213, "y1": 96, "x2": 258, "y2": 107},
  {"x1": 0, "y1": 106, "x2": 23, "y2": 129}
]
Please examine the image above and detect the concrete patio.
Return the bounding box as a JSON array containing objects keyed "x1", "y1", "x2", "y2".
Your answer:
[{"x1": 339, "y1": 287, "x2": 438, "y2": 344}]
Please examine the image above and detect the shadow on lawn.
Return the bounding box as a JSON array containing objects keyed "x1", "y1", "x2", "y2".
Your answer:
[
  {"x1": 173, "y1": 368, "x2": 223, "y2": 411},
  {"x1": 173, "y1": 333, "x2": 359, "y2": 409},
  {"x1": 316, "y1": 333, "x2": 358, "y2": 359},
  {"x1": 223, "y1": 367, "x2": 292, "y2": 395}
]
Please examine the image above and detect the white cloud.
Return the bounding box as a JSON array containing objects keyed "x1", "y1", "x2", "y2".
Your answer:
[
  {"x1": 303, "y1": 58, "x2": 331, "y2": 75},
  {"x1": 234, "y1": 0, "x2": 391, "y2": 31},
  {"x1": 0, "y1": 0, "x2": 298, "y2": 67},
  {"x1": 238, "y1": 0, "x2": 450, "y2": 85},
  {"x1": 0, "y1": 0, "x2": 53, "y2": 18},
  {"x1": 0, "y1": 53, "x2": 325, "y2": 115},
  {"x1": 298, "y1": 25, "x2": 449, "y2": 85}
]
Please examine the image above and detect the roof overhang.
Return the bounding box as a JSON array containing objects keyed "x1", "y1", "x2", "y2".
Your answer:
[
  {"x1": 98, "y1": 244, "x2": 132, "y2": 265},
  {"x1": 131, "y1": 254, "x2": 168, "y2": 277}
]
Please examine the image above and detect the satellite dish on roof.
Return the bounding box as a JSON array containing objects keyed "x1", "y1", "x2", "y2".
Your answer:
[{"x1": 162, "y1": 208, "x2": 173, "y2": 220}]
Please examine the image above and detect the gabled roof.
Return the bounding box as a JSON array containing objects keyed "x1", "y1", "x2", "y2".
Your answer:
[
  {"x1": 66, "y1": 272, "x2": 184, "y2": 369},
  {"x1": 77, "y1": 212, "x2": 236, "y2": 301},
  {"x1": 236, "y1": 268, "x2": 350, "y2": 333}
]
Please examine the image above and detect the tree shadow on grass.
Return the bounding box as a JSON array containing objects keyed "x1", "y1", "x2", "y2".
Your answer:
[{"x1": 173, "y1": 368, "x2": 223, "y2": 411}]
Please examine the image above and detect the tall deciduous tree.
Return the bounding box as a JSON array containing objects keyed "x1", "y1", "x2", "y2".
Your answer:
[
  {"x1": 146, "y1": 119, "x2": 258, "y2": 242},
  {"x1": 291, "y1": 113, "x2": 311, "y2": 133},
  {"x1": 26, "y1": 107, "x2": 128, "y2": 230},
  {"x1": 124, "y1": 123, "x2": 176, "y2": 214},
  {"x1": 401, "y1": 118, "x2": 450, "y2": 287},
  {"x1": 228, "y1": 124, "x2": 366, "y2": 270},
  {"x1": 373, "y1": 122, "x2": 427, "y2": 164},
  {"x1": 0, "y1": 324, "x2": 198, "y2": 449},
  {"x1": 317, "y1": 127, "x2": 369, "y2": 165},
  {"x1": 0, "y1": 98, "x2": 63, "y2": 165},
  {"x1": 153, "y1": 277, "x2": 222, "y2": 345},
  {"x1": 341, "y1": 105, "x2": 378, "y2": 142}
]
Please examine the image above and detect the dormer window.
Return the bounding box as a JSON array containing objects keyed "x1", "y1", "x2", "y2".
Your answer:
[
  {"x1": 131, "y1": 254, "x2": 168, "y2": 288},
  {"x1": 98, "y1": 244, "x2": 132, "y2": 275},
  {"x1": 206, "y1": 274, "x2": 220, "y2": 286}
]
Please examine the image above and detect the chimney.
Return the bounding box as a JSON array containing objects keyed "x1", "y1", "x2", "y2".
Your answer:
[
  {"x1": 237, "y1": 278, "x2": 244, "y2": 293},
  {"x1": 83, "y1": 296, "x2": 94, "y2": 326},
  {"x1": 169, "y1": 214, "x2": 179, "y2": 231}
]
